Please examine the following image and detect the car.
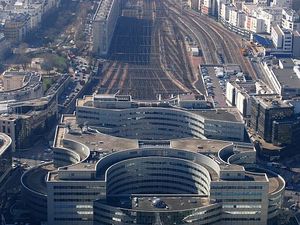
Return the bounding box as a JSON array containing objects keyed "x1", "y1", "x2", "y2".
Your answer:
[
  {"x1": 290, "y1": 203, "x2": 298, "y2": 211},
  {"x1": 286, "y1": 186, "x2": 294, "y2": 190}
]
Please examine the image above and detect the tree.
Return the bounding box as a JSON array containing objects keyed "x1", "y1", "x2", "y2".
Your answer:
[
  {"x1": 0, "y1": 63, "x2": 5, "y2": 73},
  {"x1": 15, "y1": 54, "x2": 31, "y2": 70},
  {"x1": 41, "y1": 61, "x2": 53, "y2": 74},
  {"x1": 14, "y1": 42, "x2": 30, "y2": 70},
  {"x1": 0, "y1": 1, "x2": 7, "y2": 10},
  {"x1": 78, "y1": 123, "x2": 84, "y2": 132}
]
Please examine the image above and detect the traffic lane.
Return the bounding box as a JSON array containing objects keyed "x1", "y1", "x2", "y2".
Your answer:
[{"x1": 13, "y1": 140, "x2": 53, "y2": 168}]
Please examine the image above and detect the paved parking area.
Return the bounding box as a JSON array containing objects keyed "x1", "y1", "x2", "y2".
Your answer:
[{"x1": 199, "y1": 65, "x2": 227, "y2": 107}]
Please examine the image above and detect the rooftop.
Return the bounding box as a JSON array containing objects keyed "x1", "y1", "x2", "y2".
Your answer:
[
  {"x1": 272, "y1": 68, "x2": 300, "y2": 90},
  {"x1": 279, "y1": 58, "x2": 295, "y2": 69},
  {"x1": 77, "y1": 95, "x2": 242, "y2": 123},
  {"x1": 22, "y1": 163, "x2": 55, "y2": 195},
  {"x1": 245, "y1": 166, "x2": 285, "y2": 194},
  {"x1": 25, "y1": 114, "x2": 285, "y2": 196},
  {"x1": 94, "y1": 0, "x2": 117, "y2": 21},
  {"x1": 253, "y1": 94, "x2": 292, "y2": 109},
  {"x1": 51, "y1": 116, "x2": 247, "y2": 180},
  {"x1": 192, "y1": 109, "x2": 242, "y2": 122}
]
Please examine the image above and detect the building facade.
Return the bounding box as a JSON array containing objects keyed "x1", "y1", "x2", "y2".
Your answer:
[
  {"x1": 0, "y1": 96, "x2": 58, "y2": 151},
  {"x1": 92, "y1": 0, "x2": 121, "y2": 56},
  {"x1": 0, "y1": 133, "x2": 12, "y2": 186},
  {"x1": 0, "y1": 71, "x2": 43, "y2": 102},
  {"x1": 271, "y1": 25, "x2": 293, "y2": 52},
  {"x1": 76, "y1": 95, "x2": 245, "y2": 142},
  {"x1": 21, "y1": 95, "x2": 285, "y2": 225},
  {"x1": 249, "y1": 94, "x2": 294, "y2": 143}
]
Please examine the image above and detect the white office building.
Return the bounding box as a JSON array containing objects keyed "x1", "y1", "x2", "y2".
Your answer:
[
  {"x1": 271, "y1": 24, "x2": 293, "y2": 52},
  {"x1": 21, "y1": 103, "x2": 285, "y2": 225}
]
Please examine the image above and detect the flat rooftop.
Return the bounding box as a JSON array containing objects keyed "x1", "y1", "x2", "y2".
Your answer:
[
  {"x1": 245, "y1": 167, "x2": 285, "y2": 194},
  {"x1": 273, "y1": 68, "x2": 300, "y2": 90},
  {"x1": 253, "y1": 95, "x2": 292, "y2": 108},
  {"x1": 0, "y1": 113, "x2": 29, "y2": 121},
  {"x1": 230, "y1": 80, "x2": 272, "y2": 95},
  {"x1": 192, "y1": 109, "x2": 242, "y2": 122},
  {"x1": 77, "y1": 96, "x2": 241, "y2": 123},
  {"x1": 171, "y1": 138, "x2": 230, "y2": 154},
  {"x1": 94, "y1": 0, "x2": 117, "y2": 21},
  {"x1": 22, "y1": 163, "x2": 55, "y2": 195},
  {"x1": 51, "y1": 116, "x2": 234, "y2": 179},
  {"x1": 54, "y1": 115, "x2": 138, "y2": 170}
]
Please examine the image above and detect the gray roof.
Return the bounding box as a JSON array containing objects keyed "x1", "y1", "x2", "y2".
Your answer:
[{"x1": 273, "y1": 68, "x2": 300, "y2": 90}]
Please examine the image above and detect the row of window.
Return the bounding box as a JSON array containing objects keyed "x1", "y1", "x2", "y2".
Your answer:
[
  {"x1": 211, "y1": 185, "x2": 263, "y2": 190},
  {"x1": 54, "y1": 192, "x2": 100, "y2": 196},
  {"x1": 54, "y1": 198, "x2": 96, "y2": 202},
  {"x1": 107, "y1": 177, "x2": 206, "y2": 195},
  {"x1": 107, "y1": 168, "x2": 210, "y2": 194},
  {"x1": 53, "y1": 185, "x2": 100, "y2": 189}
]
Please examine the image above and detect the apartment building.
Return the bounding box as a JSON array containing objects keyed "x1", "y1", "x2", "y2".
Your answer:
[
  {"x1": 0, "y1": 96, "x2": 58, "y2": 151},
  {"x1": 4, "y1": 13, "x2": 30, "y2": 42},
  {"x1": 1, "y1": 0, "x2": 60, "y2": 42},
  {"x1": 263, "y1": 58, "x2": 300, "y2": 98},
  {"x1": 271, "y1": 0, "x2": 293, "y2": 8},
  {"x1": 92, "y1": 0, "x2": 121, "y2": 56},
  {"x1": 271, "y1": 24, "x2": 293, "y2": 51},
  {"x1": 245, "y1": 15, "x2": 265, "y2": 33},
  {"x1": 282, "y1": 8, "x2": 300, "y2": 31},
  {"x1": 226, "y1": 80, "x2": 272, "y2": 118}
]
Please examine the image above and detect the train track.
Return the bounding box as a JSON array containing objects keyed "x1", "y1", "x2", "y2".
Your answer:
[
  {"x1": 99, "y1": 0, "x2": 201, "y2": 99},
  {"x1": 165, "y1": 0, "x2": 225, "y2": 64},
  {"x1": 186, "y1": 9, "x2": 258, "y2": 79},
  {"x1": 165, "y1": 0, "x2": 258, "y2": 80}
]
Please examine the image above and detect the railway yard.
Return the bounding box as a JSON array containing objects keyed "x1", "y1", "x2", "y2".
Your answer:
[{"x1": 97, "y1": 0, "x2": 259, "y2": 101}]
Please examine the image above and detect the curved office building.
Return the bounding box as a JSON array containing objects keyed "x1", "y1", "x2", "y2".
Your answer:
[
  {"x1": 0, "y1": 133, "x2": 12, "y2": 186},
  {"x1": 21, "y1": 94, "x2": 285, "y2": 225},
  {"x1": 21, "y1": 163, "x2": 55, "y2": 221},
  {"x1": 76, "y1": 94, "x2": 245, "y2": 142}
]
